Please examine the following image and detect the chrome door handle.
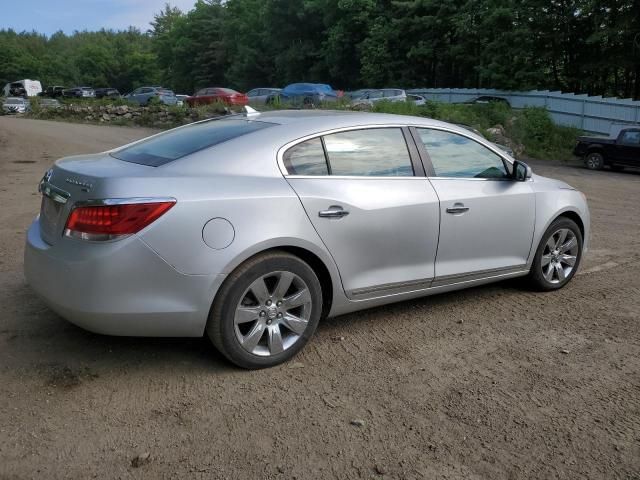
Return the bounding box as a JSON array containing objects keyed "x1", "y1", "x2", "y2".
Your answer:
[
  {"x1": 446, "y1": 203, "x2": 469, "y2": 214},
  {"x1": 318, "y1": 206, "x2": 349, "y2": 218}
]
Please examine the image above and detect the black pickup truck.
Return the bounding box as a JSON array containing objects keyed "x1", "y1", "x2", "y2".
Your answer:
[{"x1": 574, "y1": 128, "x2": 640, "y2": 170}]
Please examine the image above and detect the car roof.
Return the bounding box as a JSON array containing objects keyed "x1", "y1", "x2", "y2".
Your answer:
[{"x1": 247, "y1": 109, "x2": 458, "y2": 131}]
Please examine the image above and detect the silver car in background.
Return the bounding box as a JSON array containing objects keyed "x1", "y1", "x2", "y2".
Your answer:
[
  {"x1": 352, "y1": 88, "x2": 407, "y2": 106},
  {"x1": 247, "y1": 88, "x2": 282, "y2": 105},
  {"x1": 25, "y1": 110, "x2": 590, "y2": 369},
  {"x1": 2, "y1": 96, "x2": 31, "y2": 113},
  {"x1": 124, "y1": 86, "x2": 178, "y2": 106}
]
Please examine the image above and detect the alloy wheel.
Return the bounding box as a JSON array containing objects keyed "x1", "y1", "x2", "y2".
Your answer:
[
  {"x1": 234, "y1": 271, "x2": 312, "y2": 356},
  {"x1": 541, "y1": 228, "x2": 579, "y2": 284}
]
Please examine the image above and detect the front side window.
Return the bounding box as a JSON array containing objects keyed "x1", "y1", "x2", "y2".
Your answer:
[
  {"x1": 282, "y1": 138, "x2": 328, "y2": 175},
  {"x1": 621, "y1": 130, "x2": 640, "y2": 145},
  {"x1": 323, "y1": 128, "x2": 413, "y2": 176},
  {"x1": 417, "y1": 128, "x2": 508, "y2": 179}
]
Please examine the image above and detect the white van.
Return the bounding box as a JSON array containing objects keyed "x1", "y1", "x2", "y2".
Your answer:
[{"x1": 2, "y1": 79, "x2": 43, "y2": 97}]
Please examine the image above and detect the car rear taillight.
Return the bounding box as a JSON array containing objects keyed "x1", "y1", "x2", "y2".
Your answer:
[{"x1": 64, "y1": 200, "x2": 175, "y2": 241}]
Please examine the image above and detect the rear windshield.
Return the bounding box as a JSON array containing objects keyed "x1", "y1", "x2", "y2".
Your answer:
[{"x1": 111, "y1": 119, "x2": 275, "y2": 166}]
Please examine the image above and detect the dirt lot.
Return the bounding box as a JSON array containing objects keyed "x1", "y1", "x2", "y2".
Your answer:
[{"x1": 0, "y1": 116, "x2": 639, "y2": 479}]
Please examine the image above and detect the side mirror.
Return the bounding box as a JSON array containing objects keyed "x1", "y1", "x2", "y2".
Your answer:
[{"x1": 513, "y1": 160, "x2": 532, "y2": 181}]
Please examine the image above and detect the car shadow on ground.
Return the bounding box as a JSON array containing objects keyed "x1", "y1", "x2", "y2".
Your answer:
[{"x1": 2, "y1": 278, "x2": 526, "y2": 378}]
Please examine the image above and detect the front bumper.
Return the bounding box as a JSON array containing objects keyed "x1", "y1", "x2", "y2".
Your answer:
[{"x1": 24, "y1": 218, "x2": 224, "y2": 337}]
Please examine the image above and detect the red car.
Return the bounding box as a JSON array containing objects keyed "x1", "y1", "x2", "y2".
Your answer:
[{"x1": 186, "y1": 87, "x2": 248, "y2": 107}]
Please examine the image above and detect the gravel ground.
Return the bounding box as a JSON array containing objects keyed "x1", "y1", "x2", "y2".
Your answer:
[{"x1": 0, "y1": 116, "x2": 639, "y2": 480}]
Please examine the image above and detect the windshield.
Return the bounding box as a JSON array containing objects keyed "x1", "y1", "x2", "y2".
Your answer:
[
  {"x1": 111, "y1": 119, "x2": 275, "y2": 167},
  {"x1": 5, "y1": 99, "x2": 24, "y2": 105}
]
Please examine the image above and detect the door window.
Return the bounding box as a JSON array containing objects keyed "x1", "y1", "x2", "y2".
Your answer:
[
  {"x1": 323, "y1": 128, "x2": 414, "y2": 176},
  {"x1": 417, "y1": 128, "x2": 508, "y2": 179},
  {"x1": 283, "y1": 128, "x2": 414, "y2": 177},
  {"x1": 621, "y1": 130, "x2": 640, "y2": 145}
]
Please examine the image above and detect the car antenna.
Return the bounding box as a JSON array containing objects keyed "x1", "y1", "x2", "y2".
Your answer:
[{"x1": 244, "y1": 105, "x2": 260, "y2": 117}]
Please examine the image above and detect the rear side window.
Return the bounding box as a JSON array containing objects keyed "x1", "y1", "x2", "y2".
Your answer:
[
  {"x1": 323, "y1": 128, "x2": 413, "y2": 176},
  {"x1": 112, "y1": 119, "x2": 274, "y2": 167},
  {"x1": 283, "y1": 138, "x2": 329, "y2": 175},
  {"x1": 283, "y1": 128, "x2": 414, "y2": 177}
]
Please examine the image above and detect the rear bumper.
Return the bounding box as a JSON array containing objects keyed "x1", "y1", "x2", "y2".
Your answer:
[{"x1": 24, "y1": 218, "x2": 223, "y2": 337}]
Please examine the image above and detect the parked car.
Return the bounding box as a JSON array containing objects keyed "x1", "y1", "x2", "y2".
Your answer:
[
  {"x1": 25, "y1": 109, "x2": 590, "y2": 369},
  {"x1": 247, "y1": 88, "x2": 281, "y2": 105},
  {"x1": 2, "y1": 97, "x2": 31, "y2": 114},
  {"x1": 175, "y1": 94, "x2": 189, "y2": 107},
  {"x1": 38, "y1": 98, "x2": 62, "y2": 109},
  {"x1": 94, "y1": 88, "x2": 121, "y2": 99},
  {"x1": 345, "y1": 89, "x2": 375, "y2": 100},
  {"x1": 407, "y1": 94, "x2": 426, "y2": 106},
  {"x1": 352, "y1": 89, "x2": 407, "y2": 106},
  {"x1": 40, "y1": 86, "x2": 66, "y2": 98},
  {"x1": 123, "y1": 86, "x2": 177, "y2": 106},
  {"x1": 574, "y1": 128, "x2": 640, "y2": 170},
  {"x1": 186, "y1": 88, "x2": 248, "y2": 107},
  {"x1": 63, "y1": 87, "x2": 96, "y2": 98},
  {"x1": 269, "y1": 83, "x2": 338, "y2": 106},
  {"x1": 467, "y1": 95, "x2": 510, "y2": 106}
]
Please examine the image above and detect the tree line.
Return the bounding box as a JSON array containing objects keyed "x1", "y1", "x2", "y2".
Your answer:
[{"x1": 1, "y1": 0, "x2": 639, "y2": 99}]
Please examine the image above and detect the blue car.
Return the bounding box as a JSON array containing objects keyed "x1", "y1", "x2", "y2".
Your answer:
[{"x1": 269, "y1": 83, "x2": 338, "y2": 106}]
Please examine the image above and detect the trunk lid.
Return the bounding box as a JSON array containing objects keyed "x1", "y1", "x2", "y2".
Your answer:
[{"x1": 38, "y1": 153, "x2": 154, "y2": 245}]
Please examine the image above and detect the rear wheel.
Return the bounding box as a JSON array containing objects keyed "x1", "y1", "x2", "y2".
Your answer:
[
  {"x1": 526, "y1": 217, "x2": 583, "y2": 291},
  {"x1": 584, "y1": 152, "x2": 604, "y2": 170},
  {"x1": 206, "y1": 251, "x2": 322, "y2": 369}
]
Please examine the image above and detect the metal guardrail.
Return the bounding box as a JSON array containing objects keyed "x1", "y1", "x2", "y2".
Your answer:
[{"x1": 407, "y1": 88, "x2": 640, "y2": 135}]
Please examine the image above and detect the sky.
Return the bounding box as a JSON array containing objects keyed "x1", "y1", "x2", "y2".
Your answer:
[{"x1": 1, "y1": 0, "x2": 198, "y2": 35}]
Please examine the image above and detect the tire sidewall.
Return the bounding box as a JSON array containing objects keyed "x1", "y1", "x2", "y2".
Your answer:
[
  {"x1": 209, "y1": 254, "x2": 322, "y2": 369},
  {"x1": 585, "y1": 152, "x2": 604, "y2": 170},
  {"x1": 530, "y1": 218, "x2": 583, "y2": 291}
]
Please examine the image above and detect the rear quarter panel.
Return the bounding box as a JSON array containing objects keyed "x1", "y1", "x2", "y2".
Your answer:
[{"x1": 136, "y1": 135, "x2": 346, "y2": 312}]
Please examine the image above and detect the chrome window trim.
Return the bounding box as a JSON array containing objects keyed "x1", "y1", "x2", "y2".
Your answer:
[
  {"x1": 277, "y1": 123, "x2": 515, "y2": 179},
  {"x1": 277, "y1": 124, "x2": 418, "y2": 178}
]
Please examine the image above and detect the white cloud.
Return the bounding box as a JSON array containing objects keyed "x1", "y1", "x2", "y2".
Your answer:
[{"x1": 103, "y1": 0, "x2": 198, "y2": 32}]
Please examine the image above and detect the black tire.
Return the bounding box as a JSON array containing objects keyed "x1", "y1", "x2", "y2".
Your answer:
[
  {"x1": 584, "y1": 151, "x2": 604, "y2": 170},
  {"x1": 206, "y1": 250, "x2": 323, "y2": 369},
  {"x1": 526, "y1": 217, "x2": 583, "y2": 291}
]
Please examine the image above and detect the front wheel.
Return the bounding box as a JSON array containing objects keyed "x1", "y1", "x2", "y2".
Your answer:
[
  {"x1": 206, "y1": 251, "x2": 322, "y2": 369},
  {"x1": 584, "y1": 152, "x2": 604, "y2": 170},
  {"x1": 526, "y1": 217, "x2": 583, "y2": 291}
]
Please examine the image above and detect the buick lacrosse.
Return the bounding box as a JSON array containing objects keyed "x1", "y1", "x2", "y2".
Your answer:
[{"x1": 25, "y1": 109, "x2": 590, "y2": 368}]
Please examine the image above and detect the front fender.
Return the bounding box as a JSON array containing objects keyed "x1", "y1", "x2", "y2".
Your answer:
[{"x1": 528, "y1": 188, "x2": 591, "y2": 267}]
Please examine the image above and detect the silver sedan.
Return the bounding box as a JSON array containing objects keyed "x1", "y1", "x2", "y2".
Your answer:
[{"x1": 25, "y1": 110, "x2": 590, "y2": 369}]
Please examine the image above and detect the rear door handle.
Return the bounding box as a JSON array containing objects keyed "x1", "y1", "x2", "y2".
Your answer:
[
  {"x1": 446, "y1": 203, "x2": 469, "y2": 215},
  {"x1": 318, "y1": 206, "x2": 350, "y2": 218}
]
